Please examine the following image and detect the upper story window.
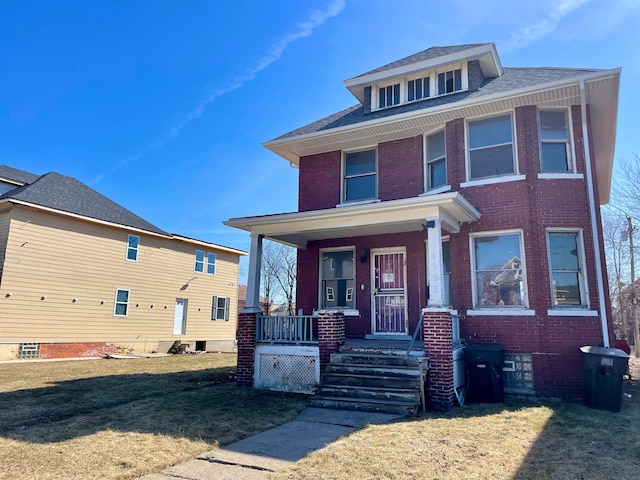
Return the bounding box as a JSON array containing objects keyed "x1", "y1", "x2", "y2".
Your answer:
[
  {"x1": 426, "y1": 130, "x2": 446, "y2": 190},
  {"x1": 472, "y1": 231, "x2": 526, "y2": 308},
  {"x1": 344, "y1": 149, "x2": 377, "y2": 202},
  {"x1": 206, "y1": 252, "x2": 217, "y2": 275},
  {"x1": 467, "y1": 114, "x2": 515, "y2": 180},
  {"x1": 438, "y1": 68, "x2": 462, "y2": 95},
  {"x1": 539, "y1": 110, "x2": 572, "y2": 173},
  {"x1": 321, "y1": 249, "x2": 355, "y2": 309},
  {"x1": 195, "y1": 250, "x2": 217, "y2": 274},
  {"x1": 408, "y1": 76, "x2": 430, "y2": 102},
  {"x1": 126, "y1": 234, "x2": 140, "y2": 262},
  {"x1": 547, "y1": 230, "x2": 587, "y2": 307},
  {"x1": 378, "y1": 83, "x2": 400, "y2": 108},
  {"x1": 194, "y1": 250, "x2": 205, "y2": 273}
]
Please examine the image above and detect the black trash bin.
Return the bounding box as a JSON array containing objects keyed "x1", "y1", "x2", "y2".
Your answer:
[
  {"x1": 464, "y1": 344, "x2": 505, "y2": 403},
  {"x1": 580, "y1": 346, "x2": 629, "y2": 412}
]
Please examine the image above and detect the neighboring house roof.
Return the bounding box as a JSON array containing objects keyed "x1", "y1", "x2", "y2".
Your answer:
[
  {"x1": 271, "y1": 67, "x2": 601, "y2": 142},
  {"x1": 0, "y1": 165, "x2": 40, "y2": 185},
  {"x1": 0, "y1": 171, "x2": 168, "y2": 235}
]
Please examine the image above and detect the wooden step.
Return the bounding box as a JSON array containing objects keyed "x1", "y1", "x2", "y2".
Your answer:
[
  {"x1": 310, "y1": 395, "x2": 419, "y2": 416},
  {"x1": 326, "y1": 363, "x2": 422, "y2": 378},
  {"x1": 316, "y1": 384, "x2": 421, "y2": 403}
]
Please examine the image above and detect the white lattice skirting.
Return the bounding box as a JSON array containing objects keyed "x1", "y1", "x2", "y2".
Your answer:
[{"x1": 254, "y1": 345, "x2": 320, "y2": 394}]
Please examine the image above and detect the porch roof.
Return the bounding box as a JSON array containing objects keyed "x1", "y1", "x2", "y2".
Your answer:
[{"x1": 224, "y1": 191, "x2": 480, "y2": 248}]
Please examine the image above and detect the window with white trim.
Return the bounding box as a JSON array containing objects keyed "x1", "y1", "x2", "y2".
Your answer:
[
  {"x1": 539, "y1": 110, "x2": 572, "y2": 173},
  {"x1": 126, "y1": 234, "x2": 139, "y2": 262},
  {"x1": 211, "y1": 296, "x2": 230, "y2": 321},
  {"x1": 206, "y1": 252, "x2": 216, "y2": 275},
  {"x1": 547, "y1": 231, "x2": 586, "y2": 307},
  {"x1": 378, "y1": 83, "x2": 400, "y2": 108},
  {"x1": 426, "y1": 130, "x2": 446, "y2": 190},
  {"x1": 194, "y1": 250, "x2": 205, "y2": 273},
  {"x1": 408, "y1": 76, "x2": 430, "y2": 102},
  {"x1": 321, "y1": 249, "x2": 355, "y2": 309},
  {"x1": 114, "y1": 289, "x2": 130, "y2": 316},
  {"x1": 468, "y1": 114, "x2": 515, "y2": 180},
  {"x1": 472, "y1": 232, "x2": 526, "y2": 308},
  {"x1": 438, "y1": 68, "x2": 462, "y2": 95},
  {"x1": 344, "y1": 149, "x2": 376, "y2": 202}
]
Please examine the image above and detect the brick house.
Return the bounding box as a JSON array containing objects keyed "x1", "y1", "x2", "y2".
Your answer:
[{"x1": 226, "y1": 43, "x2": 620, "y2": 409}]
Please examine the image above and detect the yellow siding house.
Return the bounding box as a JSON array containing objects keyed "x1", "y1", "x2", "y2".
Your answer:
[{"x1": 0, "y1": 165, "x2": 246, "y2": 360}]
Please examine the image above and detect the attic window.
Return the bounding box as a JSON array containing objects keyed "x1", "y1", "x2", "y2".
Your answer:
[
  {"x1": 408, "y1": 76, "x2": 430, "y2": 102},
  {"x1": 438, "y1": 68, "x2": 462, "y2": 95},
  {"x1": 378, "y1": 83, "x2": 400, "y2": 108}
]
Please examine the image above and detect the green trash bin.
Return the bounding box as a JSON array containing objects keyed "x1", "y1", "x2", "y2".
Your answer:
[{"x1": 580, "y1": 346, "x2": 629, "y2": 412}]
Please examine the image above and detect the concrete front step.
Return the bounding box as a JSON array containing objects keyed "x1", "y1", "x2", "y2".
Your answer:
[
  {"x1": 310, "y1": 395, "x2": 419, "y2": 416},
  {"x1": 316, "y1": 384, "x2": 421, "y2": 403}
]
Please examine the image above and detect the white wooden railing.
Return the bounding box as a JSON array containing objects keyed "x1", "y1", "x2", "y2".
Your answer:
[{"x1": 256, "y1": 315, "x2": 317, "y2": 344}]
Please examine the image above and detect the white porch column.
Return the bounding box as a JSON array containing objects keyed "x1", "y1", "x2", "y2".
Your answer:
[
  {"x1": 245, "y1": 233, "x2": 263, "y2": 312},
  {"x1": 426, "y1": 217, "x2": 445, "y2": 307}
]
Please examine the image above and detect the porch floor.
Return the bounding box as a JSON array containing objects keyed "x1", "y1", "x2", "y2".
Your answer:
[{"x1": 341, "y1": 339, "x2": 425, "y2": 357}]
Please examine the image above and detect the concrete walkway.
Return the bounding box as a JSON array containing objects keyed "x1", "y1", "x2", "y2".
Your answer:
[{"x1": 138, "y1": 407, "x2": 402, "y2": 480}]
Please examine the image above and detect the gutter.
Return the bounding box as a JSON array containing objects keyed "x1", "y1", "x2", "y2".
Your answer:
[{"x1": 580, "y1": 80, "x2": 611, "y2": 348}]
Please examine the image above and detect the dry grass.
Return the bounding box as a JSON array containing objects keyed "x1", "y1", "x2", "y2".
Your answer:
[
  {"x1": 0, "y1": 354, "x2": 308, "y2": 480},
  {"x1": 273, "y1": 357, "x2": 640, "y2": 480}
]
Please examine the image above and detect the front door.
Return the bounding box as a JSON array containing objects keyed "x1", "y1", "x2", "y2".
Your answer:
[
  {"x1": 173, "y1": 298, "x2": 187, "y2": 335},
  {"x1": 371, "y1": 248, "x2": 408, "y2": 335}
]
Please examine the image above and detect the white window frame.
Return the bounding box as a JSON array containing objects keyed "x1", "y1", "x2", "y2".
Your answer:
[
  {"x1": 424, "y1": 129, "x2": 447, "y2": 191},
  {"x1": 211, "y1": 296, "x2": 230, "y2": 321},
  {"x1": 194, "y1": 250, "x2": 205, "y2": 273},
  {"x1": 407, "y1": 75, "x2": 431, "y2": 103},
  {"x1": 126, "y1": 234, "x2": 139, "y2": 262},
  {"x1": 376, "y1": 82, "x2": 401, "y2": 109},
  {"x1": 114, "y1": 288, "x2": 130, "y2": 317},
  {"x1": 342, "y1": 147, "x2": 377, "y2": 204},
  {"x1": 469, "y1": 230, "x2": 530, "y2": 311},
  {"x1": 318, "y1": 246, "x2": 357, "y2": 314},
  {"x1": 435, "y1": 63, "x2": 468, "y2": 97},
  {"x1": 465, "y1": 112, "x2": 517, "y2": 182},
  {"x1": 546, "y1": 228, "x2": 590, "y2": 310},
  {"x1": 538, "y1": 108, "x2": 575, "y2": 174},
  {"x1": 206, "y1": 252, "x2": 217, "y2": 275}
]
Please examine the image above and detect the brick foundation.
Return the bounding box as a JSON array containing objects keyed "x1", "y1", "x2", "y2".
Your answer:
[
  {"x1": 318, "y1": 310, "x2": 345, "y2": 372},
  {"x1": 236, "y1": 310, "x2": 258, "y2": 387},
  {"x1": 423, "y1": 309, "x2": 455, "y2": 411}
]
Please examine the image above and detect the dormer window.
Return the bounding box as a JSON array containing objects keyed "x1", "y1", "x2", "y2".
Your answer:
[
  {"x1": 378, "y1": 83, "x2": 400, "y2": 108},
  {"x1": 408, "y1": 76, "x2": 430, "y2": 102},
  {"x1": 438, "y1": 68, "x2": 462, "y2": 95}
]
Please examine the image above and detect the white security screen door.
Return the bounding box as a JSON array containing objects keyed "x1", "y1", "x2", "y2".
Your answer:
[
  {"x1": 173, "y1": 299, "x2": 187, "y2": 335},
  {"x1": 371, "y1": 248, "x2": 408, "y2": 335}
]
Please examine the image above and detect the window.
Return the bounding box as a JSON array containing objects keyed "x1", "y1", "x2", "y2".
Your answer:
[
  {"x1": 438, "y1": 68, "x2": 462, "y2": 95},
  {"x1": 547, "y1": 231, "x2": 586, "y2": 307},
  {"x1": 194, "y1": 250, "x2": 205, "y2": 273},
  {"x1": 211, "y1": 296, "x2": 230, "y2": 321},
  {"x1": 472, "y1": 232, "x2": 525, "y2": 308},
  {"x1": 426, "y1": 130, "x2": 446, "y2": 189},
  {"x1": 321, "y1": 249, "x2": 355, "y2": 309},
  {"x1": 344, "y1": 149, "x2": 376, "y2": 202},
  {"x1": 468, "y1": 114, "x2": 515, "y2": 180},
  {"x1": 408, "y1": 76, "x2": 430, "y2": 102},
  {"x1": 206, "y1": 252, "x2": 216, "y2": 275},
  {"x1": 539, "y1": 110, "x2": 572, "y2": 172},
  {"x1": 378, "y1": 83, "x2": 400, "y2": 108},
  {"x1": 126, "y1": 234, "x2": 139, "y2": 262},
  {"x1": 114, "y1": 289, "x2": 130, "y2": 316}
]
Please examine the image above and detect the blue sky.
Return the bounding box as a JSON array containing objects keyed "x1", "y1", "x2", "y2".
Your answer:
[{"x1": 2, "y1": 0, "x2": 639, "y2": 278}]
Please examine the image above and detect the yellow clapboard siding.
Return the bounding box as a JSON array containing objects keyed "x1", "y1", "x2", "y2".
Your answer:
[{"x1": 0, "y1": 205, "x2": 243, "y2": 343}]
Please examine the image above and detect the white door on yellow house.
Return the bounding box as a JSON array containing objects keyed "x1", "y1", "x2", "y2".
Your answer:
[
  {"x1": 173, "y1": 299, "x2": 187, "y2": 335},
  {"x1": 371, "y1": 248, "x2": 408, "y2": 335}
]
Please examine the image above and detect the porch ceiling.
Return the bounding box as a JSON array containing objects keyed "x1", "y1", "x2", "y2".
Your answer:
[{"x1": 224, "y1": 192, "x2": 480, "y2": 248}]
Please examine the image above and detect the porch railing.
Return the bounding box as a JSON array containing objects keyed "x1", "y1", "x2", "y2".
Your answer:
[{"x1": 256, "y1": 315, "x2": 318, "y2": 344}]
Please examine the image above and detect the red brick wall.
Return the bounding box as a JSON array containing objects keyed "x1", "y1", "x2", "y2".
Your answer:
[
  {"x1": 39, "y1": 342, "x2": 124, "y2": 359},
  {"x1": 378, "y1": 135, "x2": 423, "y2": 201},
  {"x1": 298, "y1": 150, "x2": 341, "y2": 211},
  {"x1": 318, "y1": 311, "x2": 345, "y2": 371},
  {"x1": 236, "y1": 311, "x2": 257, "y2": 387},
  {"x1": 423, "y1": 309, "x2": 455, "y2": 411}
]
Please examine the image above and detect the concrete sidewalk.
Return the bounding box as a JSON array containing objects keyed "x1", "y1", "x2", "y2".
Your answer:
[{"x1": 138, "y1": 407, "x2": 402, "y2": 480}]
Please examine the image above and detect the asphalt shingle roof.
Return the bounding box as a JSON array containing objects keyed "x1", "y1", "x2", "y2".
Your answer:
[
  {"x1": 0, "y1": 165, "x2": 41, "y2": 185},
  {"x1": 271, "y1": 66, "x2": 601, "y2": 142},
  {"x1": 0, "y1": 168, "x2": 167, "y2": 235}
]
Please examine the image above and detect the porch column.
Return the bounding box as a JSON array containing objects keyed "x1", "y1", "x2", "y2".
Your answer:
[
  {"x1": 236, "y1": 310, "x2": 258, "y2": 387},
  {"x1": 318, "y1": 310, "x2": 345, "y2": 372},
  {"x1": 245, "y1": 233, "x2": 264, "y2": 312},
  {"x1": 426, "y1": 217, "x2": 445, "y2": 307},
  {"x1": 423, "y1": 308, "x2": 455, "y2": 411}
]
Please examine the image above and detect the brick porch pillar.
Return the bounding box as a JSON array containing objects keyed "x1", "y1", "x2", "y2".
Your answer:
[
  {"x1": 236, "y1": 310, "x2": 258, "y2": 387},
  {"x1": 423, "y1": 308, "x2": 455, "y2": 411},
  {"x1": 318, "y1": 310, "x2": 345, "y2": 372}
]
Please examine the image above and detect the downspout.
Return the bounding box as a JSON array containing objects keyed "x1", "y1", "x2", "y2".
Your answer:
[{"x1": 579, "y1": 80, "x2": 611, "y2": 347}]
